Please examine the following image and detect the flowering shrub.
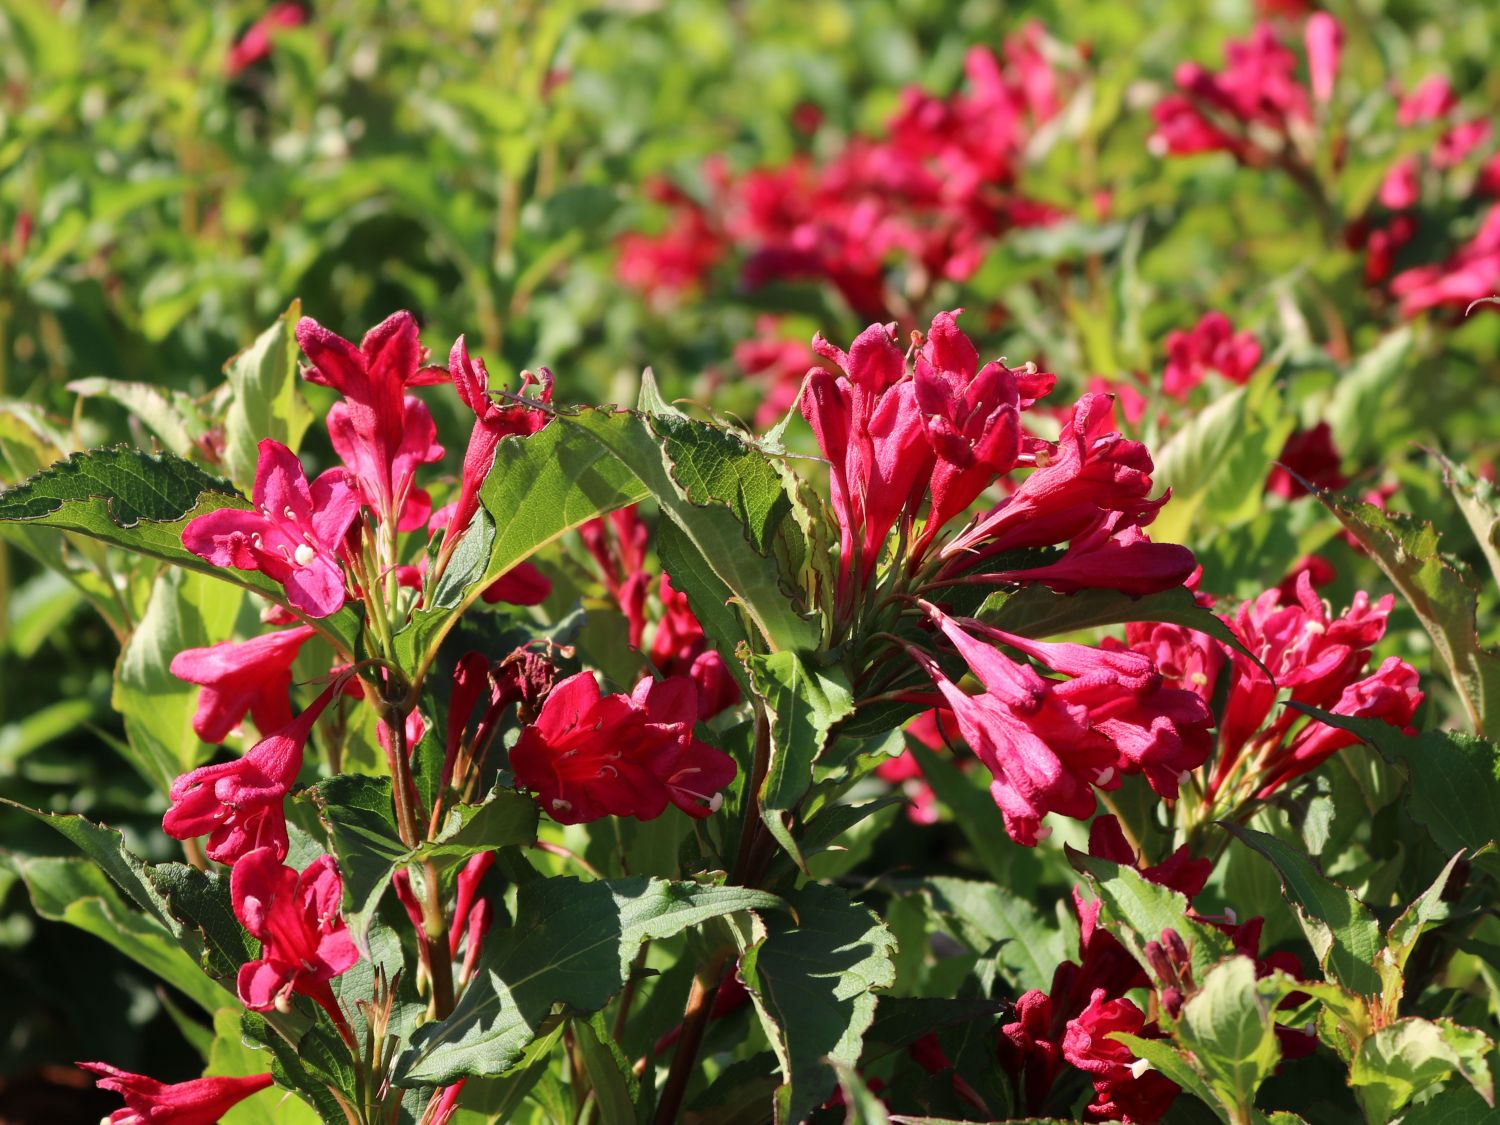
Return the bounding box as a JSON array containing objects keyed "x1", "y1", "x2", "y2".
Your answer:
[{"x1": 4, "y1": 4, "x2": 1500, "y2": 1125}]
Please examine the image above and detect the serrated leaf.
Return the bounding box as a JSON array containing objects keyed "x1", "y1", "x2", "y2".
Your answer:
[
  {"x1": 1380, "y1": 850, "x2": 1466, "y2": 1014},
  {"x1": 242, "y1": 1010, "x2": 358, "y2": 1124},
  {"x1": 395, "y1": 876, "x2": 780, "y2": 1083},
  {"x1": 1224, "y1": 825, "x2": 1382, "y2": 997},
  {"x1": 573, "y1": 1013, "x2": 641, "y2": 1125},
  {"x1": 740, "y1": 882, "x2": 898, "y2": 1124},
  {"x1": 559, "y1": 408, "x2": 820, "y2": 653},
  {"x1": 1175, "y1": 956, "x2": 1283, "y2": 1119},
  {"x1": 1437, "y1": 450, "x2": 1500, "y2": 593},
  {"x1": 748, "y1": 650, "x2": 854, "y2": 869},
  {"x1": 1311, "y1": 490, "x2": 1500, "y2": 736},
  {"x1": 904, "y1": 876, "x2": 1063, "y2": 993},
  {"x1": 394, "y1": 409, "x2": 648, "y2": 675},
  {"x1": 223, "y1": 302, "x2": 314, "y2": 493},
  {"x1": 1350, "y1": 1018, "x2": 1496, "y2": 1124}
]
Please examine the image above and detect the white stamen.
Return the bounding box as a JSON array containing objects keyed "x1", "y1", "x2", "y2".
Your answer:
[
  {"x1": 1095, "y1": 767, "x2": 1115, "y2": 787},
  {"x1": 284, "y1": 505, "x2": 297, "y2": 521},
  {"x1": 1223, "y1": 906, "x2": 1238, "y2": 924},
  {"x1": 1177, "y1": 769, "x2": 1193, "y2": 790},
  {"x1": 1189, "y1": 672, "x2": 1209, "y2": 686},
  {"x1": 1034, "y1": 824, "x2": 1053, "y2": 842},
  {"x1": 293, "y1": 544, "x2": 317, "y2": 567},
  {"x1": 708, "y1": 792, "x2": 724, "y2": 813},
  {"x1": 1128, "y1": 1058, "x2": 1153, "y2": 1080},
  {"x1": 550, "y1": 798, "x2": 572, "y2": 812},
  {"x1": 1305, "y1": 620, "x2": 1326, "y2": 635}
]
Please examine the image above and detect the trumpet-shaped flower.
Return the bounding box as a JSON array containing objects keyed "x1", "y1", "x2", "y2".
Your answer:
[
  {"x1": 162, "y1": 685, "x2": 336, "y2": 863},
  {"x1": 296, "y1": 311, "x2": 448, "y2": 527},
  {"x1": 78, "y1": 1062, "x2": 274, "y2": 1125},
  {"x1": 231, "y1": 847, "x2": 358, "y2": 1021},
  {"x1": 182, "y1": 439, "x2": 357, "y2": 618},
  {"x1": 169, "y1": 625, "x2": 316, "y2": 742}
]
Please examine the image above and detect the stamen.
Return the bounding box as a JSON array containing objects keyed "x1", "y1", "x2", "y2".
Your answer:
[{"x1": 294, "y1": 544, "x2": 316, "y2": 567}]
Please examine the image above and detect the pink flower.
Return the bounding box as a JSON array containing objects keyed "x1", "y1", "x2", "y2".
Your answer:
[
  {"x1": 802, "y1": 322, "x2": 933, "y2": 594},
  {"x1": 911, "y1": 609, "x2": 1114, "y2": 845},
  {"x1": 1378, "y1": 155, "x2": 1422, "y2": 210},
  {"x1": 1397, "y1": 76, "x2": 1457, "y2": 126},
  {"x1": 580, "y1": 507, "x2": 651, "y2": 647},
  {"x1": 1303, "y1": 13, "x2": 1342, "y2": 104},
  {"x1": 169, "y1": 625, "x2": 316, "y2": 742},
  {"x1": 1162, "y1": 312, "x2": 1261, "y2": 399},
  {"x1": 182, "y1": 439, "x2": 358, "y2": 618},
  {"x1": 1391, "y1": 205, "x2": 1500, "y2": 315},
  {"x1": 735, "y1": 319, "x2": 816, "y2": 428},
  {"x1": 1088, "y1": 815, "x2": 1212, "y2": 899},
  {"x1": 296, "y1": 312, "x2": 448, "y2": 528},
  {"x1": 481, "y1": 561, "x2": 553, "y2": 606},
  {"x1": 225, "y1": 2, "x2": 305, "y2": 76},
  {"x1": 231, "y1": 847, "x2": 359, "y2": 1025},
  {"x1": 510, "y1": 673, "x2": 736, "y2": 824},
  {"x1": 162, "y1": 685, "x2": 337, "y2": 863},
  {"x1": 78, "y1": 1063, "x2": 274, "y2": 1125},
  {"x1": 446, "y1": 336, "x2": 554, "y2": 544}
]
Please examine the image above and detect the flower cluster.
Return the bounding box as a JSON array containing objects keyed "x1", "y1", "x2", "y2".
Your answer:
[
  {"x1": 1125, "y1": 569, "x2": 1421, "y2": 810},
  {"x1": 1161, "y1": 311, "x2": 1261, "y2": 401},
  {"x1": 617, "y1": 25, "x2": 1076, "y2": 318},
  {"x1": 1149, "y1": 16, "x2": 1339, "y2": 165}
]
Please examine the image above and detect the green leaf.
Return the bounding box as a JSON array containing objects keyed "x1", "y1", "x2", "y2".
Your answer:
[
  {"x1": 0, "y1": 447, "x2": 360, "y2": 651},
  {"x1": 394, "y1": 410, "x2": 649, "y2": 674},
  {"x1": 12, "y1": 855, "x2": 227, "y2": 1015},
  {"x1": 1437, "y1": 450, "x2": 1500, "y2": 593},
  {"x1": 222, "y1": 302, "x2": 314, "y2": 493},
  {"x1": 242, "y1": 1009, "x2": 358, "y2": 1124},
  {"x1": 1225, "y1": 825, "x2": 1382, "y2": 997},
  {"x1": 1350, "y1": 1018, "x2": 1496, "y2": 1124},
  {"x1": 1310, "y1": 491, "x2": 1500, "y2": 736},
  {"x1": 830, "y1": 1059, "x2": 890, "y2": 1125},
  {"x1": 68, "y1": 376, "x2": 205, "y2": 459},
  {"x1": 451, "y1": 1020, "x2": 567, "y2": 1122},
  {"x1": 1152, "y1": 370, "x2": 1295, "y2": 543},
  {"x1": 1380, "y1": 851, "x2": 1466, "y2": 1013},
  {"x1": 740, "y1": 882, "x2": 898, "y2": 1124},
  {"x1": 904, "y1": 877, "x2": 1064, "y2": 993},
  {"x1": 977, "y1": 584, "x2": 1246, "y2": 657},
  {"x1": 1327, "y1": 327, "x2": 1414, "y2": 465},
  {"x1": 1069, "y1": 850, "x2": 1234, "y2": 982},
  {"x1": 904, "y1": 739, "x2": 1017, "y2": 885},
  {"x1": 1174, "y1": 957, "x2": 1283, "y2": 1119},
  {"x1": 1293, "y1": 709, "x2": 1500, "y2": 858},
  {"x1": 395, "y1": 876, "x2": 780, "y2": 1083},
  {"x1": 112, "y1": 567, "x2": 251, "y2": 791},
  {"x1": 748, "y1": 650, "x2": 854, "y2": 869},
  {"x1": 559, "y1": 407, "x2": 820, "y2": 653},
  {"x1": 573, "y1": 1013, "x2": 641, "y2": 1125}
]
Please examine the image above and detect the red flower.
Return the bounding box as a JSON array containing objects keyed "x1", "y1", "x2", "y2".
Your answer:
[
  {"x1": 1267, "y1": 421, "x2": 1346, "y2": 498},
  {"x1": 1088, "y1": 815, "x2": 1212, "y2": 899},
  {"x1": 910, "y1": 310, "x2": 1046, "y2": 553},
  {"x1": 1063, "y1": 991, "x2": 1180, "y2": 1123},
  {"x1": 78, "y1": 1063, "x2": 274, "y2": 1125},
  {"x1": 510, "y1": 672, "x2": 736, "y2": 824},
  {"x1": 162, "y1": 685, "x2": 337, "y2": 863},
  {"x1": 296, "y1": 312, "x2": 449, "y2": 528},
  {"x1": 649, "y1": 574, "x2": 740, "y2": 719},
  {"x1": 580, "y1": 507, "x2": 651, "y2": 646},
  {"x1": 1162, "y1": 312, "x2": 1261, "y2": 400},
  {"x1": 446, "y1": 336, "x2": 554, "y2": 545},
  {"x1": 1391, "y1": 205, "x2": 1500, "y2": 316},
  {"x1": 169, "y1": 625, "x2": 316, "y2": 742},
  {"x1": 182, "y1": 439, "x2": 358, "y2": 618},
  {"x1": 231, "y1": 847, "x2": 359, "y2": 1024},
  {"x1": 735, "y1": 318, "x2": 815, "y2": 428}
]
